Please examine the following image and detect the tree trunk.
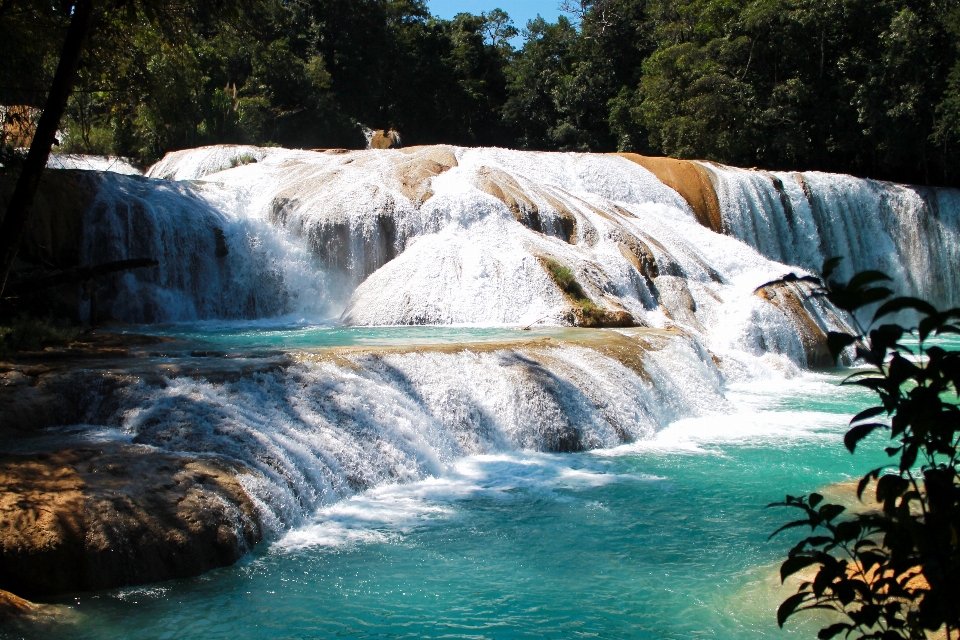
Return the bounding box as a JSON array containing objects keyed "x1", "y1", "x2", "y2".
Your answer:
[{"x1": 0, "y1": 0, "x2": 95, "y2": 298}]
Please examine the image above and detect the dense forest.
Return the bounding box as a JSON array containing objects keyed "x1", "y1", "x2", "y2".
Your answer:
[{"x1": 3, "y1": 0, "x2": 960, "y2": 187}]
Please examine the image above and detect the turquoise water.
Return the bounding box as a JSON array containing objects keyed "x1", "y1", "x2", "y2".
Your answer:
[
  {"x1": 131, "y1": 322, "x2": 575, "y2": 354},
  {"x1": 8, "y1": 366, "x2": 886, "y2": 639}
]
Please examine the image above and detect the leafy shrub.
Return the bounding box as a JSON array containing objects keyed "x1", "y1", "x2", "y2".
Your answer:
[
  {"x1": 0, "y1": 315, "x2": 82, "y2": 355},
  {"x1": 544, "y1": 259, "x2": 582, "y2": 297},
  {"x1": 771, "y1": 258, "x2": 960, "y2": 639}
]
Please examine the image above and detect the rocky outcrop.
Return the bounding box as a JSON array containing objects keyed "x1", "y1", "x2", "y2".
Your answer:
[
  {"x1": 755, "y1": 280, "x2": 833, "y2": 368},
  {"x1": 0, "y1": 588, "x2": 34, "y2": 620},
  {"x1": 369, "y1": 129, "x2": 401, "y2": 149},
  {"x1": 0, "y1": 444, "x2": 261, "y2": 598},
  {"x1": 539, "y1": 257, "x2": 637, "y2": 328},
  {"x1": 394, "y1": 145, "x2": 458, "y2": 205},
  {"x1": 616, "y1": 153, "x2": 723, "y2": 233}
]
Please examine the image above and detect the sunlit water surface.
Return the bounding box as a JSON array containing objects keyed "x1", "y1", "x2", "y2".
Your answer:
[{"x1": 7, "y1": 324, "x2": 913, "y2": 639}]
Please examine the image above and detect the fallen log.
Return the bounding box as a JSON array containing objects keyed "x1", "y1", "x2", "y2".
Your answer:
[{"x1": 3, "y1": 258, "x2": 158, "y2": 297}]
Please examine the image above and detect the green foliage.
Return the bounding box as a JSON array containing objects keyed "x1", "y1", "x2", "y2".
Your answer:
[
  {"x1": 7, "y1": 0, "x2": 960, "y2": 183},
  {"x1": 543, "y1": 258, "x2": 609, "y2": 324},
  {"x1": 544, "y1": 259, "x2": 584, "y2": 297},
  {"x1": 229, "y1": 153, "x2": 257, "y2": 168},
  {"x1": 0, "y1": 315, "x2": 82, "y2": 355},
  {"x1": 770, "y1": 259, "x2": 960, "y2": 639},
  {"x1": 42, "y1": 0, "x2": 520, "y2": 163}
]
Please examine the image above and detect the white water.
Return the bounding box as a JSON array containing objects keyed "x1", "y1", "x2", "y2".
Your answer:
[
  {"x1": 706, "y1": 166, "x2": 960, "y2": 306},
  {"x1": 60, "y1": 144, "x2": 959, "y2": 539},
  {"x1": 112, "y1": 330, "x2": 740, "y2": 536},
  {"x1": 63, "y1": 145, "x2": 892, "y2": 362},
  {"x1": 80, "y1": 173, "x2": 322, "y2": 322},
  {"x1": 47, "y1": 154, "x2": 141, "y2": 175}
]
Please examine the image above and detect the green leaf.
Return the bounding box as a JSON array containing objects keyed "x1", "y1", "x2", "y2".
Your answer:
[
  {"x1": 821, "y1": 257, "x2": 843, "y2": 281},
  {"x1": 818, "y1": 623, "x2": 852, "y2": 639},
  {"x1": 872, "y1": 296, "x2": 937, "y2": 324},
  {"x1": 769, "y1": 519, "x2": 816, "y2": 539},
  {"x1": 847, "y1": 270, "x2": 892, "y2": 290},
  {"x1": 844, "y1": 422, "x2": 886, "y2": 453},
  {"x1": 808, "y1": 493, "x2": 823, "y2": 508},
  {"x1": 817, "y1": 503, "x2": 845, "y2": 522},
  {"x1": 856, "y1": 286, "x2": 894, "y2": 306},
  {"x1": 826, "y1": 332, "x2": 857, "y2": 360},
  {"x1": 876, "y1": 474, "x2": 908, "y2": 503},
  {"x1": 834, "y1": 520, "x2": 861, "y2": 542},
  {"x1": 850, "y1": 406, "x2": 885, "y2": 424},
  {"x1": 856, "y1": 468, "x2": 883, "y2": 499},
  {"x1": 780, "y1": 555, "x2": 819, "y2": 582},
  {"x1": 919, "y1": 315, "x2": 942, "y2": 343},
  {"x1": 777, "y1": 592, "x2": 810, "y2": 627}
]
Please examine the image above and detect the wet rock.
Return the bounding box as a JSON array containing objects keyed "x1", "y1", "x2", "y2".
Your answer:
[
  {"x1": 0, "y1": 589, "x2": 34, "y2": 621},
  {"x1": 616, "y1": 153, "x2": 723, "y2": 233},
  {"x1": 755, "y1": 280, "x2": 832, "y2": 368},
  {"x1": 0, "y1": 445, "x2": 261, "y2": 598}
]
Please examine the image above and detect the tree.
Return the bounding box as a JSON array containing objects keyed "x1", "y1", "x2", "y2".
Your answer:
[
  {"x1": 770, "y1": 258, "x2": 960, "y2": 639},
  {"x1": 0, "y1": 0, "x2": 93, "y2": 298},
  {"x1": 0, "y1": 0, "x2": 249, "y2": 298}
]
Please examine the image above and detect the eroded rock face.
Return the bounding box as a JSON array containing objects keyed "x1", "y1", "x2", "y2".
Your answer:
[
  {"x1": 394, "y1": 145, "x2": 458, "y2": 205},
  {"x1": 0, "y1": 445, "x2": 261, "y2": 597},
  {"x1": 0, "y1": 588, "x2": 34, "y2": 620},
  {"x1": 369, "y1": 129, "x2": 401, "y2": 149},
  {"x1": 755, "y1": 280, "x2": 833, "y2": 368},
  {"x1": 616, "y1": 153, "x2": 723, "y2": 233}
]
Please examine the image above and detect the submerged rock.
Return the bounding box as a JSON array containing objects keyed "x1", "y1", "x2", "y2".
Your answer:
[
  {"x1": 0, "y1": 588, "x2": 34, "y2": 620},
  {"x1": 0, "y1": 445, "x2": 261, "y2": 598}
]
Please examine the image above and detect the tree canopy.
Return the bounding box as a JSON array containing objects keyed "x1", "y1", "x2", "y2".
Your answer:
[{"x1": 4, "y1": 0, "x2": 960, "y2": 187}]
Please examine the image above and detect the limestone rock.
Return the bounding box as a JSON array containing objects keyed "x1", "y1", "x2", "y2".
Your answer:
[
  {"x1": 393, "y1": 145, "x2": 458, "y2": 205},
  {"x1": 616, "y1": 153, "x2": 723, "y2": 233},
  {"x1": 369, "y1": 129, "x2": 401, "y2": 149},
  {"x1": 755, "y1": 280, "x2": 832, "y2": 368},
  {"x1": 0, "y1": 589, "x2": 34, "y2": 621},
  {"x1": 0, "y1": 445, "x2": 261, "y2": 597}
]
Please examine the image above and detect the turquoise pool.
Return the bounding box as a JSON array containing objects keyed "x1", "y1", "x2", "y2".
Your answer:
[{"x1": 7, "y1": 364, "x2": 884, "y2": 639}]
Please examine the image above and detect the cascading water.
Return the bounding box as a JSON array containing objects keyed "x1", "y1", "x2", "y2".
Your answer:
[
  {"x1": 109, "y1": 330, "x2": 727, "y2": 536},
  {"x1": 12, "y1": 146, "x2": 960, "y2": 638},
  {"x1": 704, "y1": 165, "x2": 960, "y2": 306},
  {"x1": 80, "y1": 172, "x2": 325, "y2": 322},
  {"x1": 62, "y1": 142, "x2": 959, "y2": 533}
]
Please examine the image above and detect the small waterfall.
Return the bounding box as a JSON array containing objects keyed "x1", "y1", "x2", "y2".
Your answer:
[
  {"x1": 81, "y1": 173, "x2": 325, "y2": 322},
  {"x1": 705, "y1": 165, "x2": 960, "y2": 307},
  {"x1": 106, "y1": 330, "x2": 730, "y2": 535}
]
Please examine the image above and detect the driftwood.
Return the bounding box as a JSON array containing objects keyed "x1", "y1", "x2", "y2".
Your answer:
[{"x1": 3, "y1": 258, "x2": 159, "y2": 297}]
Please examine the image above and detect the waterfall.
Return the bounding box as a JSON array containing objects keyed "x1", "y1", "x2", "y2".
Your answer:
[
  {"x1": 98, "y1": 330, "x2": 729, "y2": 535},
  {"x1": 67, "y1": 143, "x2": 960, "y2": 358},
  {"x1": 49, "y1": 143, "x2": 960, "y2": 539},
  {"x1": 704, "y1": 165, "x2": 960, "y2": 307},
  {"x1": 80, "y1": 172, "x2": 324, "y2": 322}
]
